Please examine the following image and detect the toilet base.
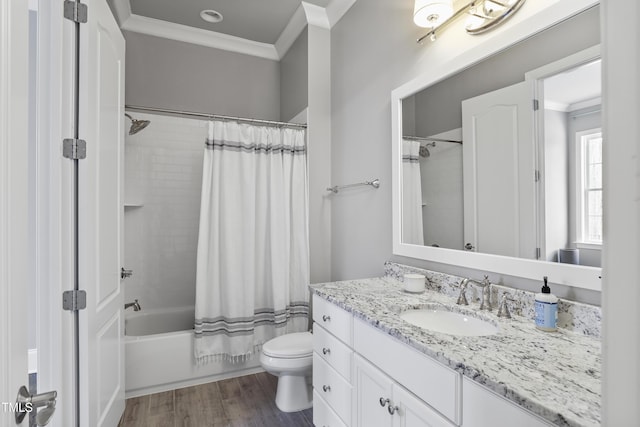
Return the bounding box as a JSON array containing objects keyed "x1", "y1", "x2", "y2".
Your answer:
[{"x1": 274, "y1": 374, "x2": 312, "y2": 413}]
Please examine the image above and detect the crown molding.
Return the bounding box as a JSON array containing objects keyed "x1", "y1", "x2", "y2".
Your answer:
[
  {"x1": 109, "y1": 0, "x2": 132, "y2": 27},
  {"x1": 302, "y1": 2, "x2": 331, "y2": 29},
  {"x1": 118, "y1": 0, "x2": 358, "y2": 59},
  {"x1": 275, "y1": 5, "x2": 308, "y2": 58},
  {"x1": 569, "y1": 96, "x2": 602, "y2": 112},
  {"x1": 326, "y1": 0, "x2": 357, "y2": 27},
  {"x1": 121, "y1": 14, "x2": 279, "y2": 60}
]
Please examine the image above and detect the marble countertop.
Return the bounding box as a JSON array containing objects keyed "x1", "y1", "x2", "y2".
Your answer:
[{"x1": 310, "y1": 277, "x2": 601, "y2": 427}]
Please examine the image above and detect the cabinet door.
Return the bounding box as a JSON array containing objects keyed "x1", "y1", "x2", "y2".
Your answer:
[
  {"x1": 354, "y1": 355, "x2": 394, "y2": 427},
  {"x1": 393, "y1": 384, "x2": 455, "y2": 427}
]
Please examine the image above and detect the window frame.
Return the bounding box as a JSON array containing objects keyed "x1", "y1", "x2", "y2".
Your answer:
[{"x1": 575, "y1": 127, "x2": 603, "y2": 247}]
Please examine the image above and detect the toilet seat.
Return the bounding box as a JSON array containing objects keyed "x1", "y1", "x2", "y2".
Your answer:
[{"x1": 262, "y1": 332, "x2": 312, "y2": 359}]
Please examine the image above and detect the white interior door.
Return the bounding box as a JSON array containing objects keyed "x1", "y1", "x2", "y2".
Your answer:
[
  {"x1": 462, "y1": 82, "x2": 536, "y2": 258},
  {"x1": 77, "y1": 1, "x2": 126, "y2": 425},
  {"x1": 0, "y1": 0, "x2": 29, "y2": 425}
]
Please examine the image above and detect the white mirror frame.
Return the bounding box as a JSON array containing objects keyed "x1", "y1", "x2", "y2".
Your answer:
[{"x1": 392, "y1": 0, "x2": 601, "y2": 291}]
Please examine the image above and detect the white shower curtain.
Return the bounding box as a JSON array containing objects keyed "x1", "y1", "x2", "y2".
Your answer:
[
  {"x1": 402, "y1": 139, "x2": 425, "y2": 245},
  {"x1": 194, "y1": 120, "x2": 310, "y2": 363}
]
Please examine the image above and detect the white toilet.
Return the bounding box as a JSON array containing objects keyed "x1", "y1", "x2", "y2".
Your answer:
[{"x1": 260, "y1": 331, "x2": 313, "y2": 412}]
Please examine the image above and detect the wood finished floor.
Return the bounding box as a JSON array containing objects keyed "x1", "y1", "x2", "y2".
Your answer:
[{"x1": 118, "y1": 372, "x2": 313, "y2": 427}]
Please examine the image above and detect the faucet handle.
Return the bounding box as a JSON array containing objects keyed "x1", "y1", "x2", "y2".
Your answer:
[
  {"x1": 497, "y1": 293, "x2": 514, "y2": 318},
  {"x1": 456, "y1": 279, "x2": 469, "y2": 305}
]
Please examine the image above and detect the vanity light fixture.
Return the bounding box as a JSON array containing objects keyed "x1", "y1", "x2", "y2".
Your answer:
[
  {"x1": 416, "y1": 0, "x2": 526, "y2": 43},
  {"x1": 413, "y1": 0, "x2": 455, "y2": 29}
]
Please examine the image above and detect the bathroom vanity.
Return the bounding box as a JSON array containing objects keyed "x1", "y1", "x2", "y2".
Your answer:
[{"x1": 310, "y1": 272, "x2": 600, "y2": 427}]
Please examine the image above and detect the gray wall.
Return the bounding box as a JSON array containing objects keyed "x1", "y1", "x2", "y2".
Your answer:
[
  {"x1": 330, "y1": 1, "x2": 601, "y2": 304},
  {"x1": 280, "y1": 29, "x2": 308, "y2": 121},
  {"x1": 412, "y1": 7, "x2": 601, "y2": 138},
  {"x1": 124, "y1": 31, "x2": 281, "y2": 120},
  {"x1": 543, "y1": 109, "x2": 570, "y2": 262}
]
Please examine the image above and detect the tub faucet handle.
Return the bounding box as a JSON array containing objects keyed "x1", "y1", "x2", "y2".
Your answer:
[
  {"x1": 125, "y1": 299, "x2": 141, "y2": 311},
  {"x1": 121, "y1": 267, "x2": 133, "y2": 279}
]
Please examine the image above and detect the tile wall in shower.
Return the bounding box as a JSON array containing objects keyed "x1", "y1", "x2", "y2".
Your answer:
[{"x1": 124, "y1": 112, "x2": 206, "y2": 310}]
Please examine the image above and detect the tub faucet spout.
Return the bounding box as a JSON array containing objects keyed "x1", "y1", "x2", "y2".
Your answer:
[{"x1": 125, "y1": 299, "x2": 141, "y2": 311}]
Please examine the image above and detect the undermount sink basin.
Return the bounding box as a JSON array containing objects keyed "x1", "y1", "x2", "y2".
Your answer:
[{"x1": 400, "y1": 307, "x2": 499, "y2": 337}]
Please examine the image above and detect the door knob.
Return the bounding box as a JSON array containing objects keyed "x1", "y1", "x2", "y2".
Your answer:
[
  {"x1": 15, "y1": 385, "x2": 57, "y2": 426},
  {"x1": 464, "y1": 243, "x2": 475, "y2": 251}
]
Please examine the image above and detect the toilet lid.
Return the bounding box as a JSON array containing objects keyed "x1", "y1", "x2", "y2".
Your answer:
[{"x1": 262, "y1": 332, "x2": 313, "y2": 358}]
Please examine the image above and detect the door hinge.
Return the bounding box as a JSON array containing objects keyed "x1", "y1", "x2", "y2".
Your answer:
[
  {"x1": 533, "y1": 99, "x2": 539, "y2": 111},
  {"x1": 535, "y1": 169, "x2": 540, "y2": 182},
  {"x1": 63, "y1": 138, "x2": 87, "y2": 160},
  {"x1": 63, "y1": 0, "x2": 88, "y2": 24},
  {"x1": 62, "y1": 290, "x2": 87, "y2": 311},
  {"x1": 536, "y1": 247, "x2": 541, "y2": 259}
]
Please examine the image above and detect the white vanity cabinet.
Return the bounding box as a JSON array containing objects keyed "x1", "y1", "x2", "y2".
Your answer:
[
  {"x1": 353, "y1": 318, "x2": 461, "y2": 426},
  {"x1": 354, "y1": 354, "x2": 455, "y2": 427},
  {"x1": 312, "y1": 294, "x2": 555, "y2": 427},
  {"x1": 462, "y1": 378, "x2": 553, "y2": 427},
  {"x1": 312, "y1": 295, "x2": 354, "y2": 427}
]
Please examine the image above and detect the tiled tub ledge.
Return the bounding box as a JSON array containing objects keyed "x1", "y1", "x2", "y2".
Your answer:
[{"x1": 310, "y1": 275, "x2": 601, "y2": 427}]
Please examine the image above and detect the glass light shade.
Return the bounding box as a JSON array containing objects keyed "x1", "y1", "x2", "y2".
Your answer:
[{"x1": 413, "y1": 0, "x2": 454, "y2": 28}]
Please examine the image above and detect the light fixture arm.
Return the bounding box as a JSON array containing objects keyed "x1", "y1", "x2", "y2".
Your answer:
[
  {"x1": 417, "y1": 0, "x2": 526, "y2": 43},
  {"x1": 417, "y1": 2, "x2": 473, "y2": 43}
]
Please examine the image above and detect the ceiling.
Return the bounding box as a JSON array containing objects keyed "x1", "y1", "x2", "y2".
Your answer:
[
  {"x1": 129, "y1": 0, "x2": 325, "y2": 44},
  {"x1": 108, "y1": 0, "x2": 351, "y2": 60},
  {"x1": 545, "y1": 59, "x2": 602, "y2": 110}
]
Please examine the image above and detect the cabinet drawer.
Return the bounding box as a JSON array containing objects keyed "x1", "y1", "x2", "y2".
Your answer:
[
  {"x1": 314, "y1": 323, "x2": 353, "y2": 381},
  {"x1": 313, "y1": 294, "x2": 353, "y2": 346},
  {"x1": 314, "y1": 390, "x2": 348, "y2": 427},
  {"x1": 353, "y1": 318, "x2": 461, "y2": 425},
  {"x1": 313, "y1": 353, "x2": 352, "y2": 425}
]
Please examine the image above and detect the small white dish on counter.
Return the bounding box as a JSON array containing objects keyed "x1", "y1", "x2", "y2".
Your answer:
[{"x1": 403, "y1": 273, "x2": 425, "y2": 293}]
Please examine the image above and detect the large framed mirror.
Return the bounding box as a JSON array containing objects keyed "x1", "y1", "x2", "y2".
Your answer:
[{"x1": 392, "y1": 2, "x2": 602, "y2": 291}]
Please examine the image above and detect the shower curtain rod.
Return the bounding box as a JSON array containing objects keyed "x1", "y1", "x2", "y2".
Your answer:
[
  {"x1": 125, "y1": 105, "x2": 308, "y2": 129},
  {"x1": 403, "y1": 135, "x2": 463, "y2": 144}
]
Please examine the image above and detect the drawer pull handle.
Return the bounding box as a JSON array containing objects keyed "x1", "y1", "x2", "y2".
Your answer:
[
  {"x1": 322, "y1": 347, "x2": 331, "y2": 355},
  {"x1": 388, "y1": 404, "x2": 399, "y2": 415},
  {"x1": 322, "y1": 385, "x2": 331, "y2": 393},
  {"x1": 322, "y1": 315, "x2": 331, "y2": 322},
  {"x1": 379, "y1": 397, "x2": 390, "y2": 407}
]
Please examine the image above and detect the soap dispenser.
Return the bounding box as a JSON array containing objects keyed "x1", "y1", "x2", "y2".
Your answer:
[{"x1": 535, "y1": 276, "x2": 558, "y2": 331}]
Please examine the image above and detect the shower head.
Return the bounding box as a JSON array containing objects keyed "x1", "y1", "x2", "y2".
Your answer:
[
  {"x1": 419, "y1": 141, "x2": 436, "y2": 158},
  {"x1": 125, "y1": 113, "x2": 150, "y2": 135}
]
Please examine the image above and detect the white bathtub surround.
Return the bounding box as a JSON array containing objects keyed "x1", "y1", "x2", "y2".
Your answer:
[
  {"x1": 384, "y1": 261, "x2": 602, "y2": 338},
  {"x1": 125, "y1": 306, "x2": 196, "y2": 336},
  {"x1": 195, "y1": 120, "x2": 310, "y2": 363},
  {"x1": 401, "y1": 139, "x2": 424, "y2": 245},
  {"x1": 124, "y1": 306, "x2": 263, "y2": 398},
  {"x1": 310, "y1": 277, "x2": 601, "y2": 427},
  {"x1": 124, "y1": 112, "x2": 207, "y2": 310}
]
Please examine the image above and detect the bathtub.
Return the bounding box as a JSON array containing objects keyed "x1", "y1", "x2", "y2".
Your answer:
[{"x1": 125, "y1": 306, "x2": 262, "y2": 398}]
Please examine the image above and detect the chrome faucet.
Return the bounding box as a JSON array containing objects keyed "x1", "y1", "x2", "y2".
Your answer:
[
  {"x1": 497, "y1": 292, "x2": 514, "y2": 318},
  {"x1": 457, "y1": 275, "x2": 492, "y2": 311},
  {"x1": 125, "y1": 299, "x2": 141, "y2": 311}
]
